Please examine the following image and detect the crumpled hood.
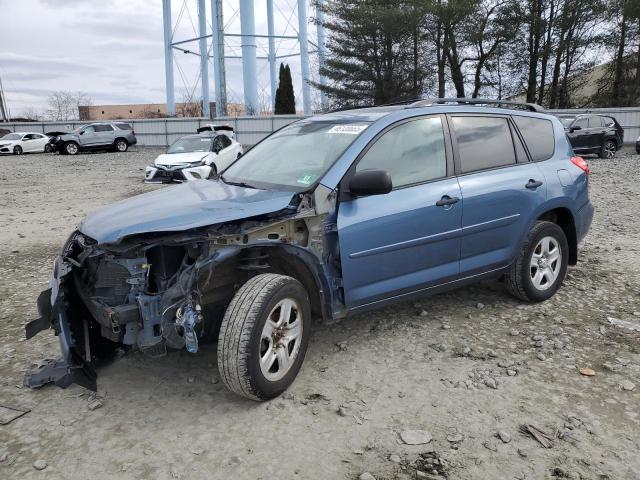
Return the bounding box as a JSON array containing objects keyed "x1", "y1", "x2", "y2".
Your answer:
[
  {"x1": 79, "y1": 179, "x2": 296, "y2": 244},
  {"x1": 155, "y1": 151, "x2": 213, "y2": 166}
]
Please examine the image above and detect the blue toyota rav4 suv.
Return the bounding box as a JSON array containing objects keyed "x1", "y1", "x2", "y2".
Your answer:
[{"x1": 26, "y1": 99, "x2": 593, "y2": 401}]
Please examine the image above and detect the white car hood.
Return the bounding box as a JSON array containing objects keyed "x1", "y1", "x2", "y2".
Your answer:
[
  {"x1": 155, "y1": 151, "x2": 213, "y2": 166},
  {"x1": 0, "y1": 140, "x2": 17, "y2": 147}
]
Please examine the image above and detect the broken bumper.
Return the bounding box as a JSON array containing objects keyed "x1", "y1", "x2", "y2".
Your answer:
[{"x1": 24, "y1": 256, "x2": 98, "y2": 391}]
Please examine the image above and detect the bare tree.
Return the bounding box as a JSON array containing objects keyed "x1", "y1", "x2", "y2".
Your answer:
[
  {"x1": 46, "y1": 91, "x2": 92, "y2": 121},
  {"x1": 18, "y1": 106, "x2": 42, "y2": 121}
]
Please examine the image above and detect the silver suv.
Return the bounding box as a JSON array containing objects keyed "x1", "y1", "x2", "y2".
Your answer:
[{"x1": 50, "y1": 122, "x2": 137, "y2": 155}]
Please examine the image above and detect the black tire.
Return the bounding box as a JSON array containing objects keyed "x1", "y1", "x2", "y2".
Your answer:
[
  {"x1": 64, "y1": 141, "x2": 79, "y2": 155},
  {"x1": 114, "y1": 138, "x2": 128, "y2": 152},
  {"x1": 13, "y1": 145, "x2": 22, "y2": 155},
  {"x1": 44, "y1": 144, "x2": 52, "y2": 153},
  {"x1": 505, "y1": 221, "x2": 569, "y2": 302},
  {"x1": 217, "y1": 273, "x2": 311, "y2": 401},
  {"x1": 599, "y1": 139, "x2": 616, "y2": 159}
]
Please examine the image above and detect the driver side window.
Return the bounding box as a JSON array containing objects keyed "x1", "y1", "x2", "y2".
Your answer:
[
  {"x1": 356, "y1": 117, "x2": 447, "y2": 189},
  {"x1": 82, "y1": 126, "x2": 96, "y2": 134},
  {"x1": 573, "y1": 118, "x2": 588, "y2": 129}
]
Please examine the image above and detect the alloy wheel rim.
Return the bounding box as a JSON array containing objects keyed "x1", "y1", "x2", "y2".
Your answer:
[
  {"x1": 67, "y1": 144, "x2": 77, "y2": 154},
  {"x1": 259, "y1": 298, "x2": 303, "y2": 382},
  {"x1": 117, "y1": 141, "x2": 126, "y2": 151},
  {"x1": 605, "y1": 142, "x2": 615, "y2": 158},
  {"x1": 530, "y1": 236, "x2": 561, "y2": 291}
]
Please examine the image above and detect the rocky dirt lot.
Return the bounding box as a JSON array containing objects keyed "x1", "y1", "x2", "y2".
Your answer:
[{"x1": 0, "y1": 147, "x2": 639, "y2": 480}]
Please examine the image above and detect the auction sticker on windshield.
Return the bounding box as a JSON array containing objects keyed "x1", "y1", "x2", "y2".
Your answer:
[{"x1": 327, "y1": 125, "x2": 368, "y2": 135}]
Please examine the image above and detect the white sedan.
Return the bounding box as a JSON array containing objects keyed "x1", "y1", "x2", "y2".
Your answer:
[
  {"x1": 0, "y1": 132, "x2": 52, "y2": 155},
  {"x1": 145, "y1": 131, "x2": 243, "y2": 183}
]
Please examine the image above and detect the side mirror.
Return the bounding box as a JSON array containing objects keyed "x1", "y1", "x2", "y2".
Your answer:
[
  {"x1": 79, "y1": 130, "x2": 85, "y2": 135},
  {"x1": 570, "y1": 125, "x2": 582, "y2": 132},
  {"x1": 348, "y1": 169, "x2": 392, "y2": 197}
]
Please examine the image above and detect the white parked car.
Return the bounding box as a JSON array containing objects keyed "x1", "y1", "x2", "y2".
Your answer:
[
  {"x1": 145, "y1": 130, "x2": 243, "y2": 183},
  {"x1": 0, "y1": 132, "x2": 52, "y2": 155}
]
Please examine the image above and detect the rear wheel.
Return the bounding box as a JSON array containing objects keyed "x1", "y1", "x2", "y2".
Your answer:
[
  {"x1": 217, "y1": 274, "x2": 311, "y2": 401},
  {"x1": 44, "y1": 144, "x2": 52, "y2": 153},
  {"x1": 505, "y1": 221, "x2": 568, "y2": 302},
  {"x1": 13, "y1": 145, "x2": 22, "y2": 155},
  {"x1": 599, "y1": 140, "x2": 616, "y2": 159},
  {"x1": 64, "y1": 142, "x2": 79, "y2": 155},
  {"x1": 114, "y1": 139, "x2": 128, "y2": 152}
]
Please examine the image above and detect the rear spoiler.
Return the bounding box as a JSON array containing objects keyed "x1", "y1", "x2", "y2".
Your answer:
[{"x1": 197, "y1": 124, "x2": 235, "y2": 139}]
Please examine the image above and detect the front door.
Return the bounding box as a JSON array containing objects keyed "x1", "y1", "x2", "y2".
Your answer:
[
  {"x1": 567, "y1": 116, "x2": 590, "y2": 151},
  {"x1": 79, "y1": 125, "x2": 98, "y2": 146},
  {"x1": 338, "y1": 115, "x2": 462, "y2": 308}
]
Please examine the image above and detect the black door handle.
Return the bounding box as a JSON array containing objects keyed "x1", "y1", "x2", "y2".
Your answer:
[
  {"x1": 526, "y1": 179, "x2": 543, "y2": 189},
  {"x1": 436, "y1": 195, "x2": 459, "y2": 207}
]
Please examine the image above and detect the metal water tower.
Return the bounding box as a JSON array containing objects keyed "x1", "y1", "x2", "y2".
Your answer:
[{"x1": 162, "y1": 0, "x2": 327, "y2": 117}]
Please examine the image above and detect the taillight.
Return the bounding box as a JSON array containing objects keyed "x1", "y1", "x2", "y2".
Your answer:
[
  {"x1": 570, "y1": 156, "x2": 589, "y2": 175},
  {"x1": 132, "y1": 128, "x2": 136, "y2": 136}
]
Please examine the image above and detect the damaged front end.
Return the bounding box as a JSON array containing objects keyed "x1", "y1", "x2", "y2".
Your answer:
[{"x1": 25, "y1": 186, "x2": 340, "y2": 391}]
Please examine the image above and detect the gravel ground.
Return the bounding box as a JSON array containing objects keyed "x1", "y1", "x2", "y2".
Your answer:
[{"x1": 0, "y1": 147, "x2": 639, "y2": 480}]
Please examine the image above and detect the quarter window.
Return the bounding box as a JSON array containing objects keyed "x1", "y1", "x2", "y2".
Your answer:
[
  {"x1": 452, "y1": 116, "x2": 516, "y2": 173},
  {"x1": 513, "y1": 116, "x2": 555, "y2": 162},
  {"x1": 356, "y1": 117, "x2": 447, "y2": 188}
]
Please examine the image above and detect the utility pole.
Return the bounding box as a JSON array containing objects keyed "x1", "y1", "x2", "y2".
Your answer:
[{"x1": 0, "y1": 74, "x2": 9, "y2": 122}]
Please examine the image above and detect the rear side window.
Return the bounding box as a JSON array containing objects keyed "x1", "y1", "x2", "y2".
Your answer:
[
  {"x1": 452, "y1": 116, "x2": 515, "y2": 173},
  {"x1": 115, "y1": 123, "x2": 132, "y2": 130},
  {"x1": 602, "y1": 117, "x2": 615, "y2": 127},
  {"x1": 356, "y1": 116, "x2": 447, "y2": 188},
  {"x1": 588, "y1": 116, "x2": 603, "y2": 128},
  {"x1": 513, "y1": 116, "x2": 555, "y2": 162},
  {"x1": 94, "y1": 124, "x2": 114, "y2": 132}
]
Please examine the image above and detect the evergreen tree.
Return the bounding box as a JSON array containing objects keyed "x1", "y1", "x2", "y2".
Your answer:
[
  {"x1": 274, "y1": 63, "x2": 296, "y2": 114},
  {"x1": 313, "y1": 0, "x2": 430, "y2": 107}
]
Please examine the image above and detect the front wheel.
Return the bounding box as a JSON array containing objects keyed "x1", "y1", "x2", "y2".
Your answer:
[
  {"x1": 64, "y1": 142, "x2": 79, "y2": 155},
  {"x1": 599, "y1": 140, "x2": 616, "y2": 159},
  {"x1": 505, "y1": 221, "x2": 568, "y2": 302},
  {"x1": 217, "y1": 274, "x2": 311, "y2": 401},
  {"x1": 13, "y1": 145, "x2": 22, "y2": 155},
  {"x1": 114, "y1": 139, "x2": 128, "y2": 152}
]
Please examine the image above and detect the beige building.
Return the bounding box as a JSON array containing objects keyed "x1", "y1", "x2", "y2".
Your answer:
[{"x1": 78, "y1": 102, "x2": 245, "y2": 120}]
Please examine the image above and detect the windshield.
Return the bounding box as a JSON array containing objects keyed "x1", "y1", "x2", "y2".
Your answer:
[
  {"x1": 168, "y1": 136, "x2": 213, "y2": 154},
  {"x1": 1, "y1": 133, "x2": 22, "y2": 140},
  {"x1": 221, "y1": 120, "x2": 370, "y2": 190},
  {"x1": 558, "y1": 116, "x2": 575, "y2": 127}
]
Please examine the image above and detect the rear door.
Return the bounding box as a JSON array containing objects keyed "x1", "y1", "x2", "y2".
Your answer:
[
  {"x1": 587, "y1": 116, "x2": 605, "y2": 149},
  {"x1": 337, "y1": 115, "x2": 462, "y2": 308},
  {"x1": 450, "y1": 114, "x2": 548, "y2": 276}
]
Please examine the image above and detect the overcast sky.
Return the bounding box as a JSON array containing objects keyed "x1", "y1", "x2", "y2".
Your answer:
[{"x1": 0, "y1": 0, "x2": 319, "y2": 117}]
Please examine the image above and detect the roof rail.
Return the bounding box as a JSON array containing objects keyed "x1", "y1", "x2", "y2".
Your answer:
[
  {"x1": 326, "y1": 98, "x2": 424, "y2": 113},
  {"x1": 407, "y1": 98, "x2": 545, "y2": 113}
]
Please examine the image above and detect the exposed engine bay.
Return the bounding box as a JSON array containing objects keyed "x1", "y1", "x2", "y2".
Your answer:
[{"x1": 24, "y1": 186, "x2": 341, "y2": 391}]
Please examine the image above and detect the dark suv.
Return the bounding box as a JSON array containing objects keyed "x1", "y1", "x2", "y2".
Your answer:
[
  {"x1": 558, "y1": 114, "x2": 623, "y2": 159},
  {"x1": 50, "y1": 122, "x2": 137, "y2": 155},
  {"x1": 26, "y1": 99, "x2": 593, "y2": 401}
]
